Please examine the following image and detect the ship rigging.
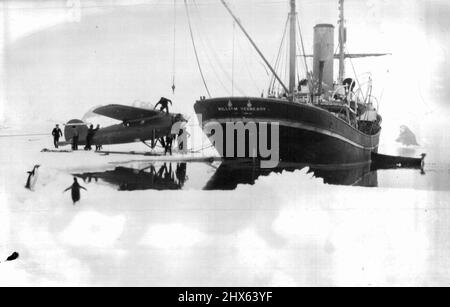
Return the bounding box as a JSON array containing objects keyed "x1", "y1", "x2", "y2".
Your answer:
[{"x1": 192, "y1": 0, "x2": 389, "y2": 165}]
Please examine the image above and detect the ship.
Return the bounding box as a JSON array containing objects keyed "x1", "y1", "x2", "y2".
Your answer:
[{"x1": 193, "y1": 0, "x2": 388, "y2": 166}]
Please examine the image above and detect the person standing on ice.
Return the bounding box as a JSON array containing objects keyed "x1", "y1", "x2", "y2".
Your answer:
[
  {"x1": 178, "y1": 128, "x2": 190, "y2": 151},
  {"x1": 51, "y1": 124, "x2": 63, "y2": 148},
  {"x1": 84, "y1": 124, "x2": 97, "y2": 151},
  {"x1": 71, "y1": 126, "x2": 79, "y2": 150},
  {"x1": 94, "y1": 125, "x2": 103, "y2": 151},
  {"x1": 154, "y1": 97, "x2": 172, "y2": 114},
  {"x1": 64, "y1": 177, "x2": 87, "y2": 205},
  {"x1": 165, "y1": 135, "x2": 174, "y2": 156}
]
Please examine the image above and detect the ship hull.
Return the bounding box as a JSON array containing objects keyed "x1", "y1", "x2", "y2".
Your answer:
[{"x1": 194, "y1": 97, "x2": 381, "y2": 165}]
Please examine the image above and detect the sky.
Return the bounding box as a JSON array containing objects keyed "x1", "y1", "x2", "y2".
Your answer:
[{"x1": 0, "y1": 0, "x2": 449, "y2": 155}]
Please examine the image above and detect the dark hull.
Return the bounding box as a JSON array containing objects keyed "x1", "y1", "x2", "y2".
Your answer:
[
  {"x1": 372, "y1": 152, "x2": 425, "y2": 169},
  {"x1": 194, "y1": 97, "x2": 381, "y2": 165}
]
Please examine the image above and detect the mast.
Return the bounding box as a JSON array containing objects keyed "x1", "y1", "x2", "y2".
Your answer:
[
  {"x1": 288, "y1": 0, "x2": 297, "y2": 101},
  {"x1": 219, "y1": 0, "x2": 289, "y2": 94},
  {"x1": 338, "y1": 0, "x2": 345, "y2": 84}
]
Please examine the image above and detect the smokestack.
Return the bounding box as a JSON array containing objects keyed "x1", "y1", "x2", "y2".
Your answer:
[{"x1": 313, "y1": 24, "x2": 335, "y2": 94}]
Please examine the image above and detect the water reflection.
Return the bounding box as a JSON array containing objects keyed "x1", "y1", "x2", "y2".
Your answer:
[
  {"x1": 72, "y1": 159, "x2": 425, "y2": 191},
  {"x1": 74, "y1": 163, "x2": 187, "y2": 191},
  {"x1": 204, "y1": 161, "x2": 378, "y2": 190}
]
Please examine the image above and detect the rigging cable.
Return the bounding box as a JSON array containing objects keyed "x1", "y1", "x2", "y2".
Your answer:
[
  {"x1": 276, "y1": 37, "x2": 287, "y2": 95},
  {"x1": 295, "y1": 29, "x2": 300, "y2": 84},
  {"x1": 190, "y1": 1, "x2": 231, "y2": 95},
  {"x1": 184, "y1": 0, "x2": 212, "y2": 98},
  {"x1": 273, "y1": 16, "x2": 289, "y2": 94},
  {"x1": 297, "y1": 16, "x2": 314, "y2": 102},
  {"x1": 346, "y1": 47, "x2": 366, "y2": 103},
  {"x1": 275, "y1": 39, "x2": 286, "y2": 95},
  {"x1": 232, "y1": 21, "x2": 236, "y2": 96},
  {"x1": 257, "y1": 59, "x2": 270, "y2": 77},
  {"x1": 282, "y1": 31, "x2": 290, "y2": 93},
  {"x1": 268, "y1": 15, "x2": 289, "y2": 94},
  {"x1": 236, "y1": 34, "x2": 263, "y2": 94},
  {"x1": 296, "y1": 17, "x2": 309, "y2": 80},
  {"x1": 171, "y1": 0, "x2": 177, "y2": 94},
  {"x1": 270, "y1": 19, "x2": 286, "y2": 93},
  {"x1": 192, "y1": 0, "x2": 244, "y2": 95}
]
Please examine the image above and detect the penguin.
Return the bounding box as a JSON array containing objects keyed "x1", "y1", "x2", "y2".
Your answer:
[
  {"x1": 6, "y1": 252, "x2": 19, "y2": 262},
  {"x1": 64, "y1": 177, "x2": 87, "y2": 205},
  {"x1": 25, "y1": 165, "x2": 40, "y2": 190},
  {"x1": 0, "y1": 252, "x2": 19, "y2": 263}
]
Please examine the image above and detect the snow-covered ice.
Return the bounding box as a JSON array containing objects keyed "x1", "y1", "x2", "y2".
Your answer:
[{"x1": 1, "y1": 135, "x2": 450, "y2": 287}]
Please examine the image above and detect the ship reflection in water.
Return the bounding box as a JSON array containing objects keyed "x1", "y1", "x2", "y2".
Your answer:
[
  {"x1": 204, "y1": 161, "x2": 378, "y2": 190},
  {"x1": 73, "y1": 159, "x2": 425, "y2": 191}
]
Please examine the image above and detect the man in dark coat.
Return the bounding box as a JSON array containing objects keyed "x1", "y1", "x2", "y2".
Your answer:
[
  {"x1": 154, "y1": 97, "x2": 172, "y2": 113},
  {"x1": 52, "y1": 124, "x2": 63, "y2": 148},
  {"x1": 165, "y1": 135, "x2": 174, "y2": 156},
  {"x1": 84, "y1": 124, "x2": 97, "y2": 151},
  {"x1": 94, "y1": 125, "x2": 103, "y2": 151},
  {"x1": 64, "y1": 177, "x2": 87, "y2": 205},
  {"x1": 71, "y1": 126, "x2": 79, "y2": 150}
]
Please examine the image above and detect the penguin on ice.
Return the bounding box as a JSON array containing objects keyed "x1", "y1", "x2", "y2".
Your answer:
[
  {"x1": 25, "y1": 165, "x2": 40, "y2": 190},
  {"x1": 0, "y1": 252, "x2": 19, "y2": 263},
  {"x1": 64, "y1": 177, "x2": 87, "y2": 205},
  {"x1": 6, "y1": 252, "x2": 19, "y2": 262}
]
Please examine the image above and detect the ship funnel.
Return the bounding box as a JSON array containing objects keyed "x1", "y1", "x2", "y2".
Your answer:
[{"x1": 313, "y1": 24, "x2": 335, "y2": 94}]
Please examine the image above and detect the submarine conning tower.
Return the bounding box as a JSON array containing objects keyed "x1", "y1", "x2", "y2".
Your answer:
[{"x1": 313, "y1": 24, "x2": 335, "y2": 94}]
